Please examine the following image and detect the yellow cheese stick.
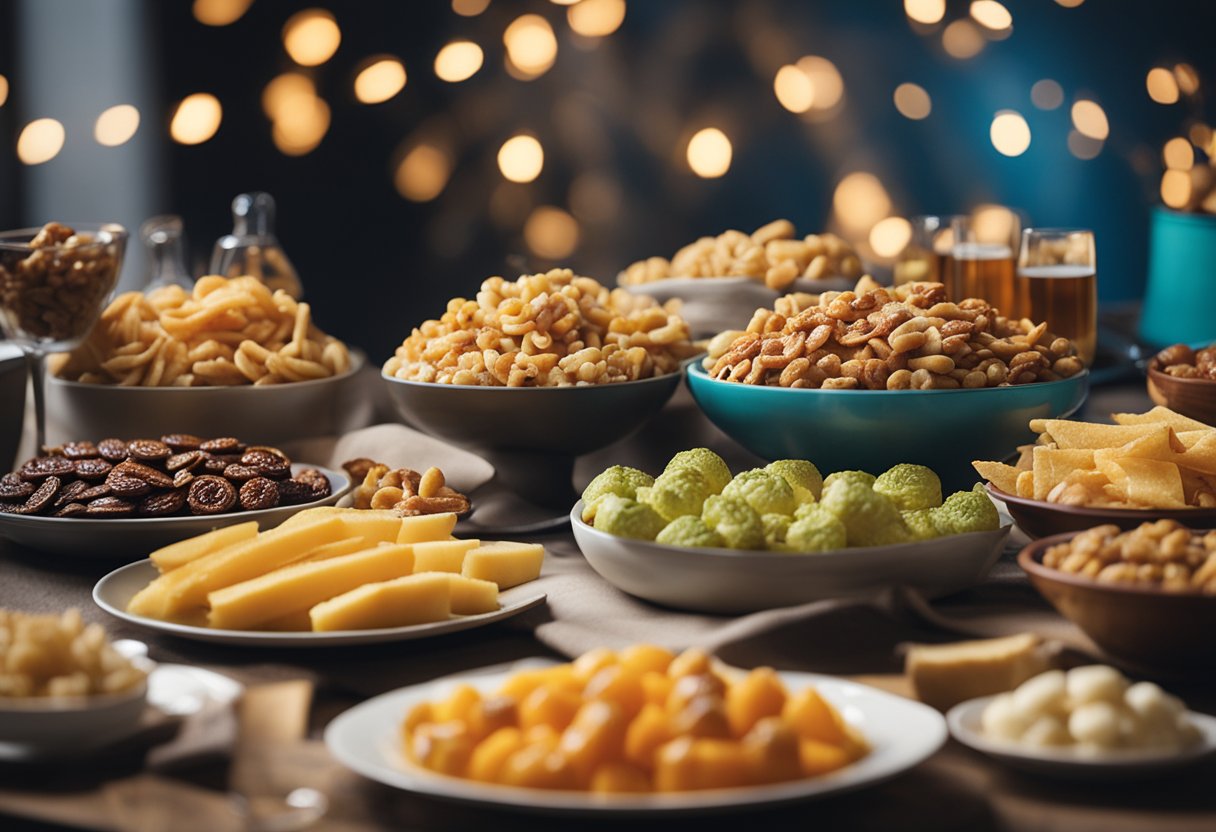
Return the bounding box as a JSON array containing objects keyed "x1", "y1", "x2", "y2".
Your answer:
[
  {"x1": 259, "y1": 609, "x2": 313, "y2": 631},
  {"x1": 291, "y1": 536, "x2": 371, "y2": 566},
  {"x1": 149, "y1": 521, "x2": 259, "y2": 573},
  {"x1": 336, "y1": 511, "x2": 404, "y2": 543},
  {"x1": 412, "y1": 539, "x2": 480, "y2": 574},
  {"x1": 396, "y1": 513, "x2": 458, "y2": 544},
  {"x1": 309, "y1": 573, "x2": 451, "y2": 631},
  {"x1": 207, "y1": 543, "x2": 415, "y2": 630},
  {"x1": 446, "y1": 574, "x2": 499, "y2": 615},
  {"x1": 462, "y1": 542, "x2": 544, "y2": 589}
]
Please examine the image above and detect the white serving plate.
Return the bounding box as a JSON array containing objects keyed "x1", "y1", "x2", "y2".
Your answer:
[
  {"x1": 571, "y1": 501, "x2": 1010, "y2": 614},
  {"x1": 324, "y1": 658, "x2": 946, "y2": 815},
  {"x1": 947, "y1": 695, "x2": 1216, "y2": 780},
  {"x1": 0, "y1": 463, "x2": 350, "y2": 558},
  {"x1": 93, "y1": 559, "x2": 547, "y2": 647}
]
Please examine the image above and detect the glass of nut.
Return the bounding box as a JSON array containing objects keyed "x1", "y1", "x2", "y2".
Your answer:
[{"x1": 0, "y1": 222, "x2": 128, "y2": 448}]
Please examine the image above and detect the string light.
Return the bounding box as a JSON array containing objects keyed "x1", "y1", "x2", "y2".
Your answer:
[
  {"x1": 1146, "y1": 68, "x2": 1180, "y2": 104},
  {"x1": 832, "y1": 173, "x2": 891, "y2": 235},
  {"x1": 503, "y1": 15, "x2": 557, "y2": 78},
  {"x1": 192, "y1": 0, "x2": 252, "y2": 26},
  {"x1": 94, "y1": 104, "x2": 140, "y2": 147},
  {"x1": 170, "y1": 93, "x2": 222, "y2": 145},
  {"x1": 904, "y1": 0, "x2": 945, "y2": 25},
  {"x1": 893, "y1": 83, "x2": 931, "y2": 120},
  {"x1": 567, "y1": 0, "x2": 627, "y2": 37},
  {"x1": 942, "y1": 20, "x2": 985, "y2": 59},
  {"x1": 16, "y1": 118, "x2": 65, "y2": 165},
  {"x1": 773, "y1": 65, "x2": 814, "y2": 113},
  {"x1": 1031, "y1": 79, "x2": 1064, "y2": 110},
  {"x1": 354, "y1": 57, "x2": 406, "y2": 104},
  {"x1": 451, "y1": 0, "x2": 490, "y2": 15},
  {"x1": 870, "y1": 217, "x2": 913, "y2": 258},
  {"x1": 1071, "y1": 99, "x2": 1109, "y2": 141},
  {"x1": 498, "y1": 134, "x2": 544, "y2": 182},
  {"x1": 990, "y1": 111, "x2": 1031, "y2": 156},
  {"x1": 1163, "y1": 137, "x2": 1194, "y2": 171},
  {"x1": 524, "y1": 206, "x2": 580, "y2": 259},
  {"x1": 396, "y1": 144, "x2": 451, "y2": 202},
  {"x1": 686, "y1": 127, "x2": 732, "y2": 178},
  {"x1": 434, "y1": 41, "x2": 484, "y2": 82},
  {"x1": 282, "y1": 9, "x2": 341, "y2": 67}
]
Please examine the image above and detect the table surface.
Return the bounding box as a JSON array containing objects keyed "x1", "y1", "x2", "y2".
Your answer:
[{"x1": 3, "y1": 367, "x2": 1215, "y2": 832}]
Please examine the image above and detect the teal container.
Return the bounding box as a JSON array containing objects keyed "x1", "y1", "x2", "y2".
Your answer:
[
  {"x1": 1140, "y1": 207, "x2": 1216, "y2": 348},
  {"x1": 685, "y1": 364, "x2": 1089, "y2": 492}
]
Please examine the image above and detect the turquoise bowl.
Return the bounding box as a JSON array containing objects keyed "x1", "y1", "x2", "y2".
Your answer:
[{"x1": 686, "y1": 363, "x2": 1089, "y2": 491}]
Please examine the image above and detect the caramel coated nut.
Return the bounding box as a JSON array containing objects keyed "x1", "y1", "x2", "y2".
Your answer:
[
  {"x1": 239, "y1": 477, "x2": 280, "y2": 511},
  {"x1": 186, "y1": 475, "x2": 237, "y2": 515}
]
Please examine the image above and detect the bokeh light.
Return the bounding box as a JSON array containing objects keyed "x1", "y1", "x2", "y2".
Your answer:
[
  {"x1": 192, "y1": 0, "x2": 252, "y2": 26},
  {"x1": 282, "y1": 9, "x2": 341, "y2": 67},
  {"x1": 893, "y1": 83, "x2": 931, "y2": 120},
  {"x1": 1067, "y1": 130, "x2": 1103, "y2": 160},
  {"x1": 1161, "y1": 169, "x2": 1191, "y2": 209},
  {"x1": 16, "y1": 118, "x2": 65, "y2": 165},
  {"x1": 1031, "y1": 79, "x2": 1064, "y2": 110},
  {"x1": 503, "y1": 14, "x2": 557, "y2": 78},
  {"x1": 567, "y1": 0, "x2": 627, "y2": 37},
  {"x1": 354, "y1": 57, "x2": 407, "y2": 104},
  {"x1": 942, "y1": 20, "x2": 985, "y2": 59},
  {"x1": 272, "y1": 96, "x2": 330, "y2": 156},
  {"x1": 904, "y1": 0, "x2": 946, "y2": 25},
  {"x1": 990, "y1": 111, "x2": 1031, "y2": 156},
  {"x1": 395, "y1": 144, "x2": 451, "y2": 202},
  {"x1": 970, "y1": 1, "x2": 1012, "y2": 31},
  {"x1": 774, "y1": 64, "x2": 814, "y2": 113},
  {"x1": 262, "y1": 72, "x2": 315, "y2": 119},
  {"x1": 833, "y1": 172, "x2": 891, "y2": 235},
  {"x1": 797, "y1": 56, "x2": 844, "y2": 112},
  {"x1": 686, "y1": 127, "x2": 732, "y2": 178},
  {"x1": 1055, "y1": 0, "x2": 1085, "y2": 6},
  {"x1": 0, "y1": 75, "x2": 7, "y2": 107},
  {"x1": 451, "y1": 0, "x2": 490, "y2": 16},
  {"x1": 498, "y1": 134, "x2": 545, "y2": 182},
  {"x1": 434, "y1": 41, "x2": 484, "y2": 82},
  {"x1": 870, "y1": 216, "x2": 913, "y2": 258},
  {"x1": 94, "y1": 104, "x2": 140, "y2": 147},
  {"x1": 1146, "y1": 67, "x2": 1180, "y2": 104},
  {"x1": 524, "y1": 206, "x2": 580, "y2": 259},
  {"x1": 1163, "y1": 137, "x2": 1194, "y2": 171},
  {"x1": 973, "y1": 204, "x2": 1019, "y2": 245},
  {"x1": 1174, "y1": 64, "x2": 1200, "y2": 96},
  {"x1": 170, "y1": 93, "x2": 222, "y2": 145},
  {"x1": 1071, "y1": 99, "x2": 1109, "y2": 140},
  {"x1": 569, "y1": 172, "x2": 623, "y2": 223}
]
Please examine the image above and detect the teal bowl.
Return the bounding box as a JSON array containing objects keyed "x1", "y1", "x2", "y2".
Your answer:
[{"x1": 686, "y1": 363, "x2": 1088, "y2": 491}]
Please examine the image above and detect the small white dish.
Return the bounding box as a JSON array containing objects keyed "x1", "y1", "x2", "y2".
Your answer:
[
  {"x1": 324, "y1": 658, "x2": 946, "y2": 815},
  {"x1": 93, "y1": 559, "x2": 547, "y2": 648},
  {"x1": 571, "y1": 501, "x2": 1010, "y2": 614},
  {"x1": 0, "y1": 463, "x2": 351, "y2": 558},
  {"x1": 947, "y1": 695, "x2": 1216, "y2": 780}
]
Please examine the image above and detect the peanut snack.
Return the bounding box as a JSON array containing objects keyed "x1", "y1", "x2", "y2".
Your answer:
[
  {"x1": 52, "y1": 275, "x2": 351, "y2": 386},
  {"x1": 383, "y1": 269, "x2": 697, "y2": 386},
  {"x1": 1155, "y1": 343, "x2": 1216, "y2": 380},
  {"x1": 704, "y1": 280, "x2": 1083, "y2": 390},
  {"x1": 1042, "y1": 521, "x2": 1216, "y2": 593},
  {"x1": 620, "y1": 219, "x2": 864, "y2": 289},
  {"x1": 343, "y1": 458, "x2": 471, "y2": 517},
  {"x1": 400, "y1": 645, "x2": 868, "y2": 792},
  {"x1": 0, "y1": 608, "x2": 146, "y2": 698}
]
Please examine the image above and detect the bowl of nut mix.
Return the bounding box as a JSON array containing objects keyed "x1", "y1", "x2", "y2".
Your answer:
[
  {"x1": 686, "y1": 280, "x2": 1088, "y2": 490},
  {"x1": 0, "y1": 434, "x2": 349, "y2": 557},
  {"x1": 618, "y1": 219, "x2": 865, "y2": 337},
  {"x1": 44, "y1": 274, "x2": 362, "y2": 444},
  {"x1": 382, "y1": 268, "x2": 701, "y2": 508},
  {"x1": 1147, "y1": 343, "x2": 1216, "y2": 427},
  {"x1": 1019, "y1": 521, "x2": 1216, "y2": 670}
]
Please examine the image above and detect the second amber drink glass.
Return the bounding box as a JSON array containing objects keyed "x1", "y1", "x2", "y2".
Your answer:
[{"x1": 1017, "y1": 228, "x2": 1097, "y2": 366}]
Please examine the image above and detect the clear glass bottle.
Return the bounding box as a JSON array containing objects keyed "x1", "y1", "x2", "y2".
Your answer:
[
  {"x1": 210, "y1": 192, "x2": 303, "y2": 298},
  {"x1": 140, "y1": 215, "x2": 195, "y2": 291}
]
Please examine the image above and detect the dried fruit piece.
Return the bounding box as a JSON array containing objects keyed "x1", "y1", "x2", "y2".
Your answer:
[
  {"x1": 18, "y1": 456, "x2": 75, "y2": 481},
  {"x1": 239, "y1": 477, "x2": 280, "y2": 511},
  {"x1": 53, "y1": 502, "x2": 87, "y2": 518},
  {"x1": 127, "y1": 439, "x2": 172, "y2": 462},
  {"x1": 85, "y1": 496, "x2": 136, "y2": 517},
  {"x1": 21, "y1": 476, "x2": 61, "y2": 514},
  {"x1": 166, "y1": 450, "x2": 205, "y2": 472},
  {"x1": 161, "y1": 433, "x2": 203, "y2": 452},
  {"x1": 73, "y1": 458, "x2": 114, "y2": 481},
  {"x1": 113, "y1": 460, "x2": 175, "y2": 489},
  {"x1": 97, "y1": 438, "x2": 130, "y2": 462},
  {"x1": 53, "y1": 479, "x2": 89, "y2": 508},
  {"x1": 200, "y1": 437, "x2": 243, "y2": 454},
  {"x1": 222, "y1": 464, "x2": 262, "y2": 482},
  {"x1": 138, "y1": 489, "x2": 187, "y2": 517},
  {"x1": 187, "y1": 475, "x2": 237, "y2": 515},
  {"x1": 0, "y1": 473, "x2": 35, "y2": 500},
  {"x1": 61, "y1": 441, "x2": 99, "y2": 460}
]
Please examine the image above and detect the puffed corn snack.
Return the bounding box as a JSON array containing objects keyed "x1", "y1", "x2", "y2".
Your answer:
[
  {"x1": 620, "y1": 219, "x2": 864, "y2": 290},
  {"x1": 704, "y1": 279, "x2": 1083, "y2": 390},
  {"x1": 0, "y1": 608, "x2": 146, "y2": 698},
  {"x1": 384, "y1": 269, "x2": 698, "y2": 386},
  {"x1": 53, "y1": 275, "x2": 351, "y2": 387}
]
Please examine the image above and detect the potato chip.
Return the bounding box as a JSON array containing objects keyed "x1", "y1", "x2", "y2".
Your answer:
[
  {"x1": 972, "y1": 461, "x2": 1020, "y2": 495},
  {"x1": 1016, "y1": 470, "x2": 1035, "y2": 498},
  {"x1": 1092, "y1": 428, "x2": 1182, "y2": 467},
  {"x1": 1178, "y1": 433, "x2": 1216, "y2": 475},
  {"x1": 1033, "y1": 421, "x2": 1166, "y2": 450},
  {"x1": 1032, "y1": 447, "x2": 1095, "y2": 501},
  {"x1": 1181, "y1": 470, "x2": 1216, "y2": 508},
  {"x1": 1111, "y1": 406, "x2": 1211, "y2": 433},
  {"x1": 1098, "y1": 457, "x2": 1186, "y2": 509}
]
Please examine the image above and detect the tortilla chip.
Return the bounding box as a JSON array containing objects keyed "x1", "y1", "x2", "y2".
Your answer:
[
  {"x1": 1016, "y1": 470, "x2": 1035, "y2": 498},
  {"x1": 1032, "y1": 447, "x2": 1096, "y2": 501},
  {"x1": 1112, "y1": 406, "x2": 1211, "y2": 433},
  {"x1": 1034, "y1": 421, "x2": 1167, "y2": 450},
  {"x1": 1096, "y1": 457, "x2": 1186, "y2": 509},
  {"x1": 1178, "y1": 433, "x2": 1216, "y2": 476},
  {"x1": 972, "y1": 461, "x2": 1021, "y2": 495}
]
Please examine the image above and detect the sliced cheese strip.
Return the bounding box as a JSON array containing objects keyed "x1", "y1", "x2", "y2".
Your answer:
[
  {"x1": 396, "y1": 512, "x2": 458, "y2": 544},
  {"x1": 309, "y1": 573, "x2": 452, "y2": 631},
  {"x1": 150, "y1": 521, "x2": 259, "y2": 573},
  {"x1": 446, "y1": 574, "x2": 499, "y2": 615},
  {"x1": 412, "y1": 539, "x2": 480, "y2": 574},
  {"x1": 461, "y1": 541, "x2": 544, "y2": 589}
]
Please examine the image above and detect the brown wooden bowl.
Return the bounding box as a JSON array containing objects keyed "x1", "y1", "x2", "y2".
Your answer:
[
  {"x1": 1146, "y1": 363, "x2": 1216, "y2": 427},
  {"x1": 1018, "y1": 531, "x2": 1216, "y2": 671},
  {"x1": 986, "y1": 483, "x2": 1216, "y2": 539}
]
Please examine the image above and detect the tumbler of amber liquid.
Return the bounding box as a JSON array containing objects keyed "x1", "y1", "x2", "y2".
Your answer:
[{"x1": 1017, "y1": 228, "x2": 1097, "y2": 366}]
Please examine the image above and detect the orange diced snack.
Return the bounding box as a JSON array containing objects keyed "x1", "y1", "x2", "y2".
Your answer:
[{"x1": 398, "y1": 645, "x2": 867, "y2": 793}]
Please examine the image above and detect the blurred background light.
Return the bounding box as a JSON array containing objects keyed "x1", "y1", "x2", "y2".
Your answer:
[
  {"x1": 774, "y1": 64, "x2": 814, "y2": 114},
  {"x1": 1067, "y1": 130, "x2": 1103, "y2": 161},
  {"x1": 941, "y1": 20, "x2": 985, "y2": 59},
  {"x1": 904, "y1": 0, "x2": 945, "y2": 25},
  {"x1": 451, "y1": 0, "x2": 490, "y2": 16},
  {"x1": 990, "y1": 111, "x2": 1031, "y2": 156},
  {"x1": 282, "y1": 9, "x2": 341, "y2": 67},
  {"x1": 833, "y1": 172, "x2": 891, "y2": 235},
  {"x1": 192, "y1": 0, "x2": 252, "y2": 26},
  {"x1": 271, "y1": 96, "x2": 330, "y2": 156},
  {"x1": 1055, "y1": 0, "x2": 1085, "y2": 7},
  {"x1": 395, "y1": 144, "x2": 451, "y2": 202},
  {"x1": 893, "y1": 83, "x2": 931, "y2": 120},
  {"x1": 686, "y1": 127, "x2": 732, "y2": 178},
  {"x1": 797, "y1": 56, "x2": 844, "y2": 114},
  {"x1": 1175, "y1": 64, "x2": 1200, "y2": 96},
  {"x1": 1071, "y1": 99, "x2": 1109, "y2": 141},
  {"x1": 869, "y1": 216, "x2": 912, "y2": 258},
  {"x1": 0, "y1": 75, "x2": 7, "y2": 107},
  {"x1": 434, "y1": 41, "x2": 484, "y2": 82},
  {"x1": 354, "y1": 57, "x2": 406, "y2": 104},
  {"x1": 170, "y1": 93, "x2": 222, "y2": 145},
  {"x1": 1160, "y1": 169, "x2": 1190, "y2": 209},
  {"x1": 1146, "y1": 67, "x2": 1180, "y2": 104},
  {"x1": 1031, "y1": 79, "x2": 1064, "y2": 110},
  {"x1": 567, "y1": 0, "x2": 627, "y2": 38},
  {"x1": 1163, "y1": 137, "x2": 1194, "y2": 171},
  {"x1": 504, "y1": 14, "x2": 558, "y2": 79},
  {"x1": 498, "y1": 134, "x2": 545, "y2": 182},
  {"x1": 16, "y1": 118, "x2": 65, "y2": 165},
  {"x1": 969, "y1": 1, "x2": 1012, "y2": 32},
  {"x1": 262, "y1": 72, "x2": 314, "y2": 119},
  {"x1": 94, "y1": 104, "x2": 140, "y2": 147},
  {"x1": 525, "y1": 205, "x2": 580, "y2": 258}
]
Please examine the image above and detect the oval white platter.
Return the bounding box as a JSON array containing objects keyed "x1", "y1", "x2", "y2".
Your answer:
[
  {"x1": 948, "y1": 695, "x2": 1216, "y2": 780},
  {"x1": 324, "y1": 658, "x2": 947, "y2": 815},
  {"x1": 93, "y1": 559, "x2": 546, "y2": 647}
]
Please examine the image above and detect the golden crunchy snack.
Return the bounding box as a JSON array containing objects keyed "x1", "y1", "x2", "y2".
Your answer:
[
  {"x1": 0, "y1": 608, "x2": 146, "y2": 698},
  {"x1": 620, "y1": 219, "x2": 863, "y2": 290},
  {"x1": 1043, "y1": 521, "x2": 1216, "y2": 593},
  {"x1": 53, "y1": 275, "x2": 350, "y2": 386},
  {"x1": 1155, "y1": 343, "x2": 1216, "y2": 380},
  {"x1": 704, "y1": 280, "x2": 1083, "y2": 390},
  {"x1": 343, "y1": 458, "x2": 471, "y2": 516},
  {"x1": 384, "y1": 269, "x2": 697, "y2": 386},
  {"x1": 401, "y1": 645, "x2": 868, "y2": 792}
]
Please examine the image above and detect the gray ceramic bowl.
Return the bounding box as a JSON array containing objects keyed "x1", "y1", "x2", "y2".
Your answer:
[
  {"x1": 0, "y1": 676, "x2": 148, "y2": 747},
  {"x1": 0, "y1": 345, "x2": 25, "y2": 472},
  {"x1": 45, "y1": 351, "x2": 365, "y2": 446},
  {"x1": 383, "y1": 370, "x2": 685, "y2": 508},
  {"x1": 571, "y1": 501, "x2": 1011, "y2": 614}
]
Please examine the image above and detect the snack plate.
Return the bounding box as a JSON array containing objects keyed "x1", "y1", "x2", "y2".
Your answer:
[
  {"x1": 571, "y1": 501, "x2": 1010, "y2": 614},
  {"x1": 93, "y1": 560, "x2": 547, "y2": 647},
  {"x1": 0, "y1": 464, "x2": 351, "y2": 558},
  {"x1": 985, "y1": 483, "x2": 1216, "y2": 539},
  {"x1": 947, "y1": 695, "x2": 1216, "y2": 780},
  {"x1": 324, "y1": 658, "x2": 947, "y2": 816}
]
